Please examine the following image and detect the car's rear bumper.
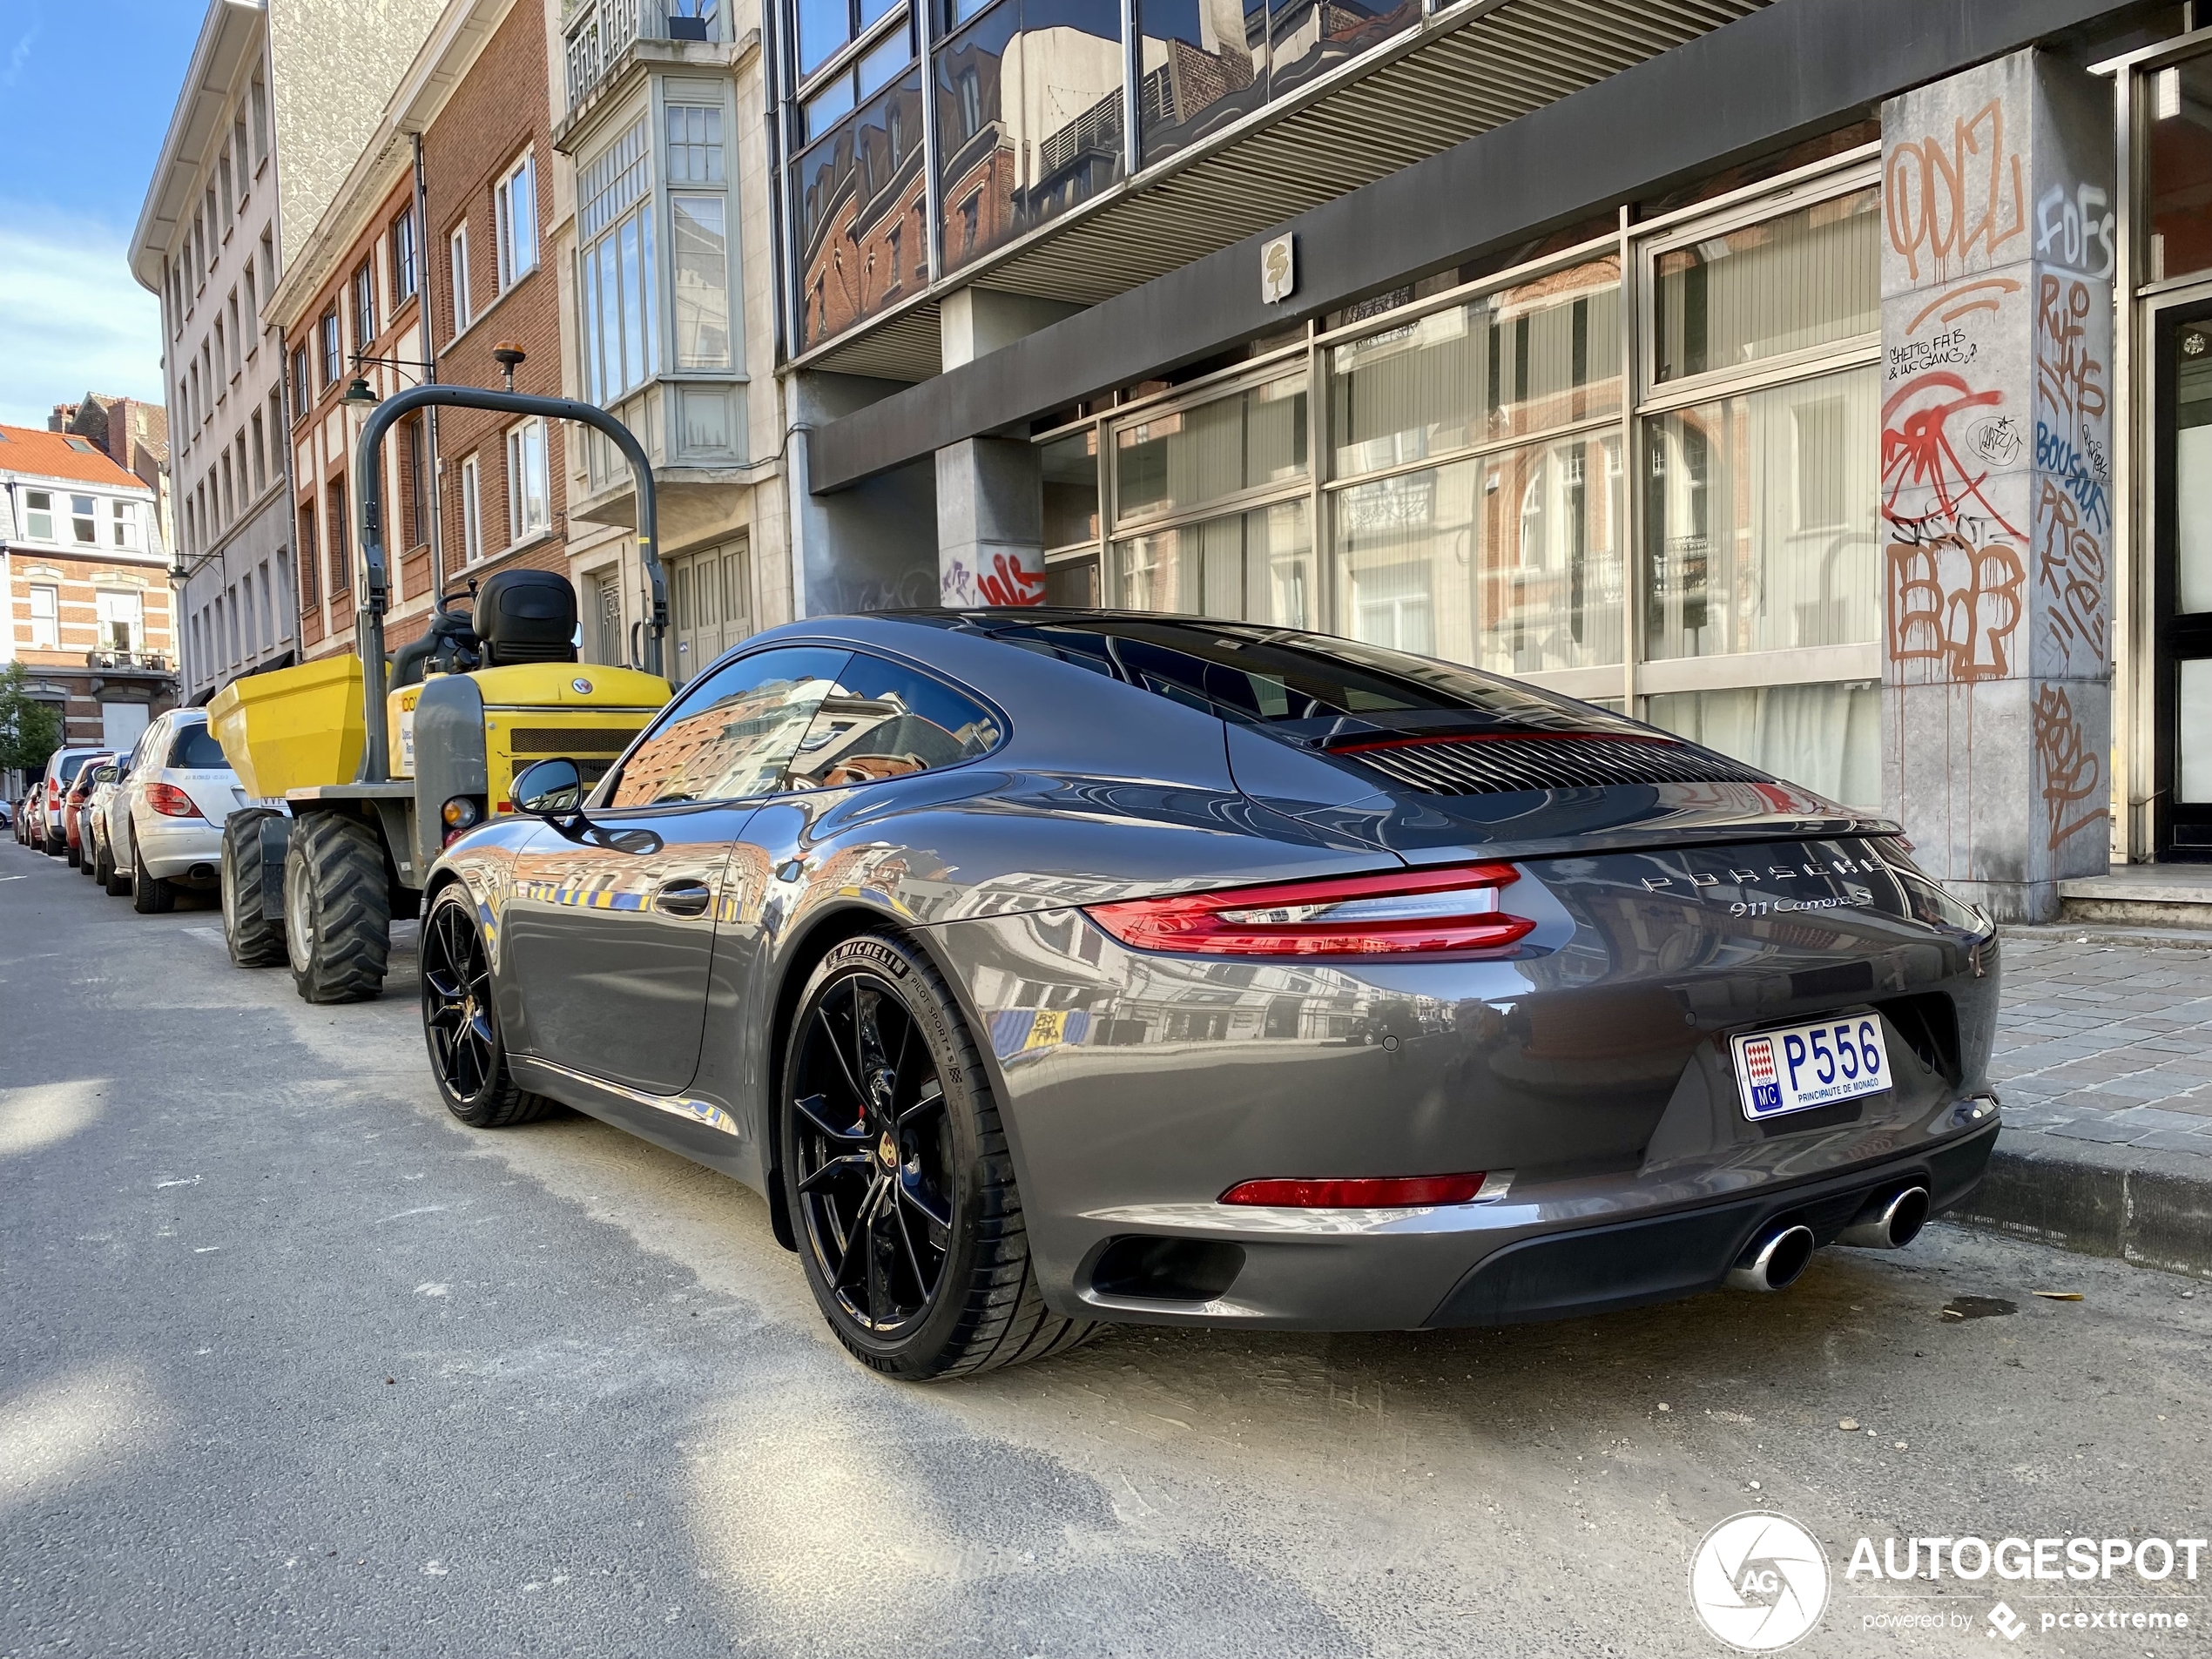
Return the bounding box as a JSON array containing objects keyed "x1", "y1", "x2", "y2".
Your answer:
[
  {"x1": 137, "y1": 818, "x2": 223, "y2": 882},
  {"x1": 1425, "y1": 1119, "x2": 1997, "y2": 1326},
  {"x1": 1036, "y1": 1113, "x2": 1998, "y2": 1330}
]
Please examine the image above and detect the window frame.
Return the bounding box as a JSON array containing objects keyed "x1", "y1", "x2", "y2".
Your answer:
[
  {"x1": 351, "y1": 257, "x2": 378, "y2": 351},
  {"x1": 460, "y1": 455, "x2": 482, "y2": 563},
  {"x1": 505, "y1": 418, "x2": 550, "y2": 543},
  {"x1": 449, "y1": 223, "x2": 473, "y2": 338},
  {"x1": 392, "y1": 205, "x2": 419, "y2": 303},
  {"x1": 495, "y1": 152, "x2": 539, "y2": 292},
  {"x1": 317, "y1": 306, "x2": 342, "y2": 388},
  {"x1": 27, "y1": 583, "x2": 59, "y2": 649}
]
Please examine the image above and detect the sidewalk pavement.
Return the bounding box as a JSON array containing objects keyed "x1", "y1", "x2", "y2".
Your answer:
[{"x1": 1958, "y1": 927, "x2": 2212, "y2": 1280}]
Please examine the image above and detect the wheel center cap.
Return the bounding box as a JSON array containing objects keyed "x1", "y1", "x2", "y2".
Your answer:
[{"x1": 877, "y1": 1131, "x2": 899, "y2": 1170}]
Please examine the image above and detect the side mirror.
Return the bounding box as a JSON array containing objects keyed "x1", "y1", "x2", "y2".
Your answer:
[{"x1": 511, "y1": 757, "x2": 583, "y2": 817}]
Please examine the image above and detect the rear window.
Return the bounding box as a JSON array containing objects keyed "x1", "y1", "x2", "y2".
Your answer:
[
  {"x1": 54, "y1": 752, "x2": 92, "y2": 785},
  {"x1": 954, "y1": 614, "x2": 1635, "y2": 738},
  {"x1": 169, "y1": 723, "x2": 228, "y2": 769}
]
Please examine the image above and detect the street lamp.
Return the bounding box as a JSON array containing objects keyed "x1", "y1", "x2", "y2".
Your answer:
[{"x1": 341, "y1": 376, "x2": 380, "y2": 408}]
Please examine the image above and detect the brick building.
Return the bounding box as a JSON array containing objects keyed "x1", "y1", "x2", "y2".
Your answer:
[
  {"x1": 269, "y1": 157, "x2": 433, "y2": 658},
  {"x1": 419, "y1": 0, "x2": 572, "y2": 628},
  {"x1": 49, "y1": 395, "x2": 172, "y2": 555},
  {"x1": 273, "y1": 0, "x2": 581, "y2": 665},
  {"x1": 0, "y1": 424, "x2": 177, "y2": 756},
  {"x1": 130, "y1": 0, "x2": 444, "y2": 706}
]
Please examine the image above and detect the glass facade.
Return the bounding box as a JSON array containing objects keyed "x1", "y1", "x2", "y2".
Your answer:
[
  {"x1": 935, "y1": 0, "x2": 1126, "y2": 275},
  {"x1": 779, "y1": 0, "x2": 1422, "y2": 347},
  {"x1": 1028, "y1": 158, "x2": 1886, "y2": 806}
]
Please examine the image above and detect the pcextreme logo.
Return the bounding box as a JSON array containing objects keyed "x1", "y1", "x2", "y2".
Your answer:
[{"x1": 1689, "y1": 1512, "x2": 1832, "y2": 1651}]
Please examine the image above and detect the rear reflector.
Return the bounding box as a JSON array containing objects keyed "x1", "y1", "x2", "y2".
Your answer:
[
  {"x1": 1221, "y1": 1173, "x2": 1488, "y2": 1208},
  {"x1": 1083, "y1": 864, "x2": 1534, "y2": 956}
]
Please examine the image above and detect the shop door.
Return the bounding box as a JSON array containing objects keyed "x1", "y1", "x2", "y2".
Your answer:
[{"x1": 2157, "y1": 306, "x2": 2212, "y2": 858}]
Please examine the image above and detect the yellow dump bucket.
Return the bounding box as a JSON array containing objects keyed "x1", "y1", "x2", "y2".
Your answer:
[{"x1": 206, "y1": 655, "x2": 367, "y2": 801}]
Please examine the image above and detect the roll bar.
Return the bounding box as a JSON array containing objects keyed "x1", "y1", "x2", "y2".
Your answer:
[{"x1": 350, "y1": 383, "x2": 665, "y2": 783}]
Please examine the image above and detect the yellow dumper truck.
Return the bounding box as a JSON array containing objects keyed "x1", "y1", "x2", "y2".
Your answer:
[{"x1": 206, "y1": 379, "x2": 671, "y2": 1002}]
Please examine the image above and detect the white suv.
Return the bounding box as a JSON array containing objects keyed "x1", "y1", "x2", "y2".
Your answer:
[{"x1": 106, "y1": 709, "x2": 245, "y2": 913}]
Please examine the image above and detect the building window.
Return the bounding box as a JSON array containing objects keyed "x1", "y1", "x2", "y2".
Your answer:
[
  {"x1": 290, "y1": 347, "x2": 308, "y2": 416},
  {"x1": 449, "y1": 224, "x2": 472, "y2": 336},
  {"x1": 250, "y1": 409, "x2": 266, "y2": 491},
  {"x1": 235, "y1": 112, "x2": 251, "y2": 202},
  {"x1": 111, "y1": 500, "x2": 138, "y2": 549},
  {"x1": 401, "y1": 415, "x2": 427, "y2": 548},
  {"x1": 318, "y1": 307, "x2": 341, "y2": 388},
  {"x1": 495, "y1": 152, "x2": 538, "y2": 290},
  {"x1": 392, "y1": 205, "x2": 419, "y2": 302},
  {"x1": 96, "y1": 590, "x2": 143, "y2": 651},
  {"x1": 507, "y1": 420, "x2": 550, "y2": 542},
  {"x1": 577, "y1": 119, "x2": 658, "y2": 403},
  {"x1": 352, "y1": 258, "x2": 377, "y2": 350},
  {"x1": 219, "y1": 150, "x2": 234, "y2": 232},
  {"x1": 23, "y1": 489, "x2": 54, "y2": 540},
  {"x1": 671, "y1": 193, "x2": 732, "y2": 370},
  {"x1": 251, "y1": 74, "x2": 267, "y2": 163},
  {"x1": 28, "y1": 584, "x2": 57, "y2": 649},
  {"x1": 71, "y1": 495, "x2": 97, "y2": 543},
  {"x1": 243, "y1": 264, "x2": 258, "y2": 354},
  {"x1": 666, "y1": 104, "x2": 725, "y2": 183},
  {"x1": 461, "y1": 455, "x2": 482, "y2": 563},
  {"x1": 327, "y1": 479, "x2": 349, "y2": 595},
  {"x1": 299, "y1": 504, "x2": 320, "y2": 607},
  {"x1": 270, "y1": 389, "x2": 286, "y2": 456}
]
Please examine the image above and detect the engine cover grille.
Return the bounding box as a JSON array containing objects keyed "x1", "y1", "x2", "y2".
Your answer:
[{"x1": 1330, "y1": 734, "x2": 1771, "y2": 796}]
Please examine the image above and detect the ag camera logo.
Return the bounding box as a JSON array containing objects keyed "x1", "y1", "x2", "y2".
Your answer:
[{"x1": 1689, "y1": 1511, "x2": 1831, "y2": 1650}]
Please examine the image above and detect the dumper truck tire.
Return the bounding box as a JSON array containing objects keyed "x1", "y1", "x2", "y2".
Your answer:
[
  {"x1": 284, "y1": 812, "x2": 390, "y2": 1003},
  {"x1": 222, "y1": 809, "x2": 287, "y2": 968}
]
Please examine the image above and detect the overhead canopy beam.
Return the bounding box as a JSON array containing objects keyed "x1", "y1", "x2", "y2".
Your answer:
[{"x1": 808, "y1": 0, "x2": 2152, "y2": 495}]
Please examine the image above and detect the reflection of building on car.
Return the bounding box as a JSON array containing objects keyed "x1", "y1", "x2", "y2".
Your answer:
[{"x1": 787, "y1": 691, "x2": 1001, "y2": 789}]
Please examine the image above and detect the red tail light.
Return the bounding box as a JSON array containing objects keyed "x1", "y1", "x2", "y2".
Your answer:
[
  {"x1": 145, "y1": 782, "x2": 201, "y2": 819},
  {"x1": 1222, "y1": 1173, "x2": 1488, "y2": 1207},
  {"x1": 1083, "y1": 864, "x2": 1534, "y2": 956}
]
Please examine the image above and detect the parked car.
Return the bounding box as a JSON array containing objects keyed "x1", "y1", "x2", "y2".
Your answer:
[
  {"x1": 106, "y1": 709, "x2": 243, "y2": 912},
  {"x1": 410, "y1": 611, "x2": 2002, "y2": 1381},
  {"x1": 1, "y1": 797, "x2": 14, "y2": 836},
  {"x1": 59, "y1": 752, "x2": 113, "y2": 868},
  {"x1": 79, "y1": 761, "x2": 124, "y2": 884},
  {"x1": 35, "y1": 746, "x2": 105, "y2": 856}
]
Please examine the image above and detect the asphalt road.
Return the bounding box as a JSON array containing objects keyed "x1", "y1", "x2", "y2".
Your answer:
[{"x1": 4, "y1": 833, "x2": 2209, "y2": 1659}]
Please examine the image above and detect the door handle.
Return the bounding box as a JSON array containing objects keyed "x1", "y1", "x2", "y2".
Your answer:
[{"x1": 653, "y1": 880, "x2": 713, "y2": 918}]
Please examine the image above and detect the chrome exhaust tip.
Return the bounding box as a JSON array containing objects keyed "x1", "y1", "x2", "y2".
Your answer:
[
  {"x1": 1726, "y1": 1224, "x2": 1817, "y2": 1293},
  {"x1": 1838, "y1": 1184, "x2": 1932, "y2": 1250}
]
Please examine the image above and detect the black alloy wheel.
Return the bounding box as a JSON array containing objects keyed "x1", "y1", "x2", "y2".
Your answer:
[
  {"x1": 419, "y1": 885, "x2": 551, "y2": 1128},
  {"x1": 781, "y1": 934, "x2": 1095, "y2": 1380},
  {"x1": 790, "y1": 964, "x2": 958, "y2": 1340}
]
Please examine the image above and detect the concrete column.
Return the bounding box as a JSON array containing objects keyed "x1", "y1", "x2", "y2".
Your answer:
[
  {"x1": 787, "y1": 371, "x2": 940, "y2": 618},
  {"x1": 1879, "y1": 49, "x2": 2115, "y2": 922},
  {"x1": 940, "y1": 287, "x2": 1082, "y2": 370},
  {"x1": 936, "y1": 436, "x2": 1043, "y2": 607}
]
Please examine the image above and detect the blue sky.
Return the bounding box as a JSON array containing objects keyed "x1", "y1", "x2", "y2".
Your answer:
[{"x1": 0, "y1": 1, "x2": 201, "y2": 430}]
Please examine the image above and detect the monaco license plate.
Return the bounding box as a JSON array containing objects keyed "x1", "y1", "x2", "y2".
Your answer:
[{"x1": 1730, "y1": 1015, "x2": 1891, "y2": 1121}]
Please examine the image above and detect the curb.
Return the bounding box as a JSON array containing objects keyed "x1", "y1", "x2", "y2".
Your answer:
[{"x1": 1953, "y1": 1126, "x2": 2212, "y2": 1282}]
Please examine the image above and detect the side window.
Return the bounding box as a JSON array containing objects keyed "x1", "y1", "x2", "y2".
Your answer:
[
  {"x1": 783, "y1": 653, "x2": 1003, "y2": 792},
  {"x1": 606, "y1": 646, "x2": 851, "y2": 807}
]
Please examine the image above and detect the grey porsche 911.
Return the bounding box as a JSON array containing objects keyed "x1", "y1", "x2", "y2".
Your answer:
[{"x1": 418, "y1": 610, "x2": 2000, "y2": 1380}]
